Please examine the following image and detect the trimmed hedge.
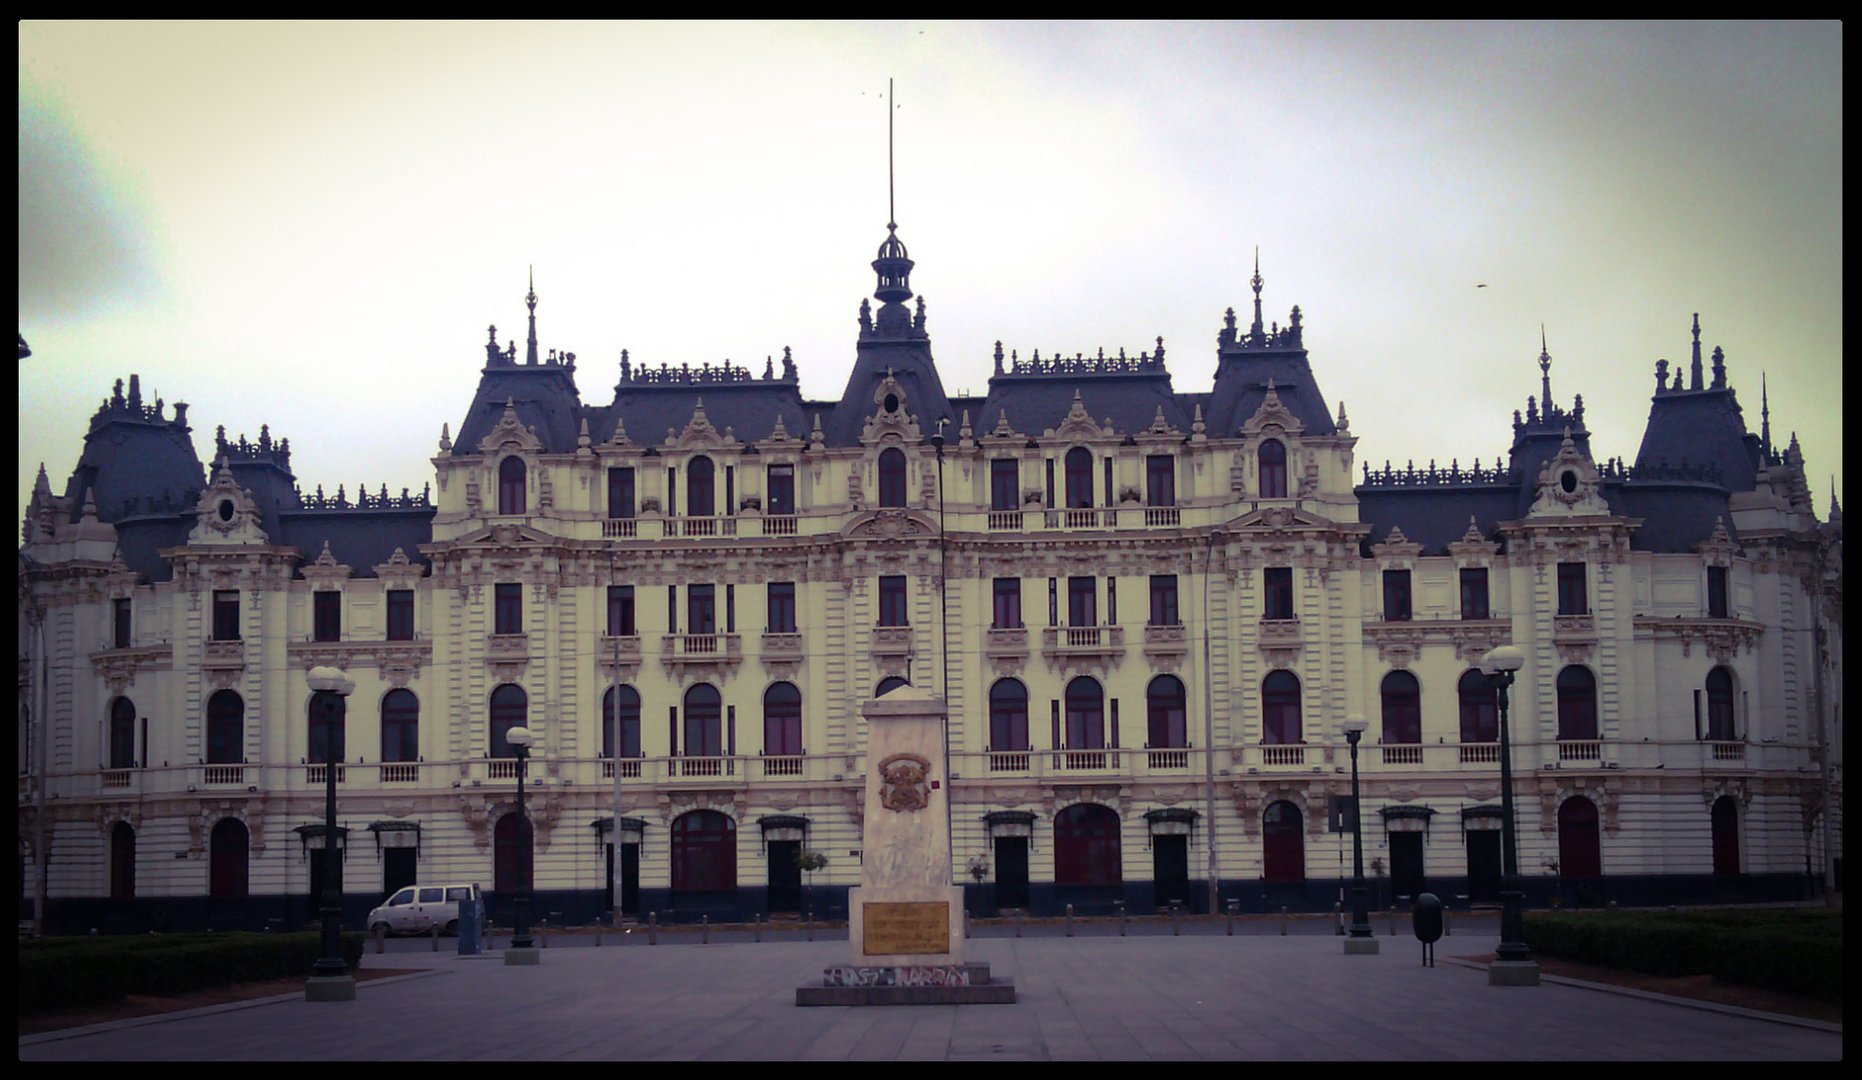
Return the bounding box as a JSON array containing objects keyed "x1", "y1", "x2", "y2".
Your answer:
[
  {"x1": 17, "y1": 932, "x2": 366, "y2": 1014},
  {"x1": 1523, "y1": 910, "x2": 1841, "y2": 1003}
]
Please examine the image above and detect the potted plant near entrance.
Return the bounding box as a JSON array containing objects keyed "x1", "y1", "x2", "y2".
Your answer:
[{"x1": 795, "y1": 848, "x2": 829, "y2": 917}]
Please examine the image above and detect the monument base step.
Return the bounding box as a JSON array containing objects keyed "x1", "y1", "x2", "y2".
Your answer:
[{"x1": 795, "y1": 963, "x2": 1016, "y2": 1006}]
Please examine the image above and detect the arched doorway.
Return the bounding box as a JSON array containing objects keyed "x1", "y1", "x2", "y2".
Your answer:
[
  {"x1": 671, "y1": 810, "x2": 737, "y2": 909},
  {"x1": 1054, "y1": 803, "x2": 1121, "y2": 911},
  {"x1": 1263, "y1": 801, "x2": 1304, "y2": 883}
]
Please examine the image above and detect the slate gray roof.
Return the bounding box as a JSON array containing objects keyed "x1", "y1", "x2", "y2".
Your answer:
[{"x1": 454, "y1": 365, "x2": 586, "y2": 455}]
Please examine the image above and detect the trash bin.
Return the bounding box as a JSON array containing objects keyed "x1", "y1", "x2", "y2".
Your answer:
[
  {"x1": 1412, "y1": 892, "x2": 1443, "y2": 966},
  {"x1": 457, "y1": 895, "x2": 484, "y2": 955}
]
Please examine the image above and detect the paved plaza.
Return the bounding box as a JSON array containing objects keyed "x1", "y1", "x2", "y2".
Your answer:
[{"x1": 19, "y1": 925, "x2": 1841, "y2": 1060}]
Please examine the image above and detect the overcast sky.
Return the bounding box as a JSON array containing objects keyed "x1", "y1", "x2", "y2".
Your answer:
[{"x1": 18, "y1": 21, "x2": 1843, "y2": 530}]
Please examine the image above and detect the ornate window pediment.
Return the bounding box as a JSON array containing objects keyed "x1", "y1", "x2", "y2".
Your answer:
[
  {"x1": 302, "y1": 541, "x2": 353, "y2": 588},
  {"x1": 1369, "y1": 524, "x2": 1422, "y2": 567},
  {"x1": 860, "y1": 369, "x2": 923, "y2": 444},
  {"x1": 1447, "y1": 516, "x2": 1500, "y2": 565},
  {"x1": 1045, "y1": 389, "x2": 1114, "y2": 443},
  {"x1": 373, "y1": 547, "x2": 426, "y2": 589},
  {"x1": 186, "y1": 460, "x2": 269, "y2": 545},
  {"x1": 476, "y1": 398, "x2": 545, "y2": 455},
  {"x1": 1694, "y1": 517, "x2": 1740, "y2": 565},
  {"x1": 1239, "y1": 380, "x2": 1305, "y2": 438},
  {"x1": 666, "y1": 398, "x2": 732, "y2": 452},
  {"x1": 1527, "y1": 430, "x2": 1611, "y2": 517}
]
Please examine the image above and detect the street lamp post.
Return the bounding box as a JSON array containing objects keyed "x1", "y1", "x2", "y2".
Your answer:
[
  {"x1": 306, "y1": 666, "x2": 356, "y2": 1002},
  {"x1": 1341, "y1": 718, "x2": 1378, "y2": 954},
  {"x1": 505, "y1": 725, "x2": 539, "y2": 964},
  {"x1": 1481, "y1": 645, "x2": 1540, "y2": 986}
]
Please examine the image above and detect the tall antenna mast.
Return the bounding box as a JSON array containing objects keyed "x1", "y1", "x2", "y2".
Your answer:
[{"x1": 888, "y1": 77, "x2": 896, "y2": 227}]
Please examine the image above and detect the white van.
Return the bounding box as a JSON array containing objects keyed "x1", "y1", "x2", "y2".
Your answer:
[{"x1": 367, "y1": 883, "x2": 482, "y2": 936}]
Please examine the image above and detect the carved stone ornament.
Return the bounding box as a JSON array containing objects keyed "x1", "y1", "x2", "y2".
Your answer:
[
  {"x1": 1528, "y1": 430, "x2": 1611, "y2": 517},
  {"x1": 878, "y1": 752, "x2": 933, "y2": 812},
  {"x1": 1240, "y1": 380, "x2": 1305, "y2": 437},
  {"x1": 476, "y1": 398, "x2": 545, "y2": 455},
  {"x1": 187, "y1": 460, "x2": 269, "y2": 545},
  {"x1": 1048, "y1": 389, "x2": 1112, "y2": 441},
  {"x1": 669, "y1": 398, "x2": 728, "y2": 451},
  {"x1": 861, "y1": 370, "x2": 923, "y2": 444}
]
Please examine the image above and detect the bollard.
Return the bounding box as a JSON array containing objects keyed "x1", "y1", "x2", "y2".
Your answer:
[
  {"x1": 1116, "y1": 900, "x2": 1126, "y2": 937},
  {"x1": 431, "y1": 923, "x2": 440, "y2": 951},
  {"x1": 806, "y1": 909, "x2": 814, "y2": 942},
  {"x1": 648, "y1": 911, "x2": 658, "y2": 946},
  {"x1": 596, "y1": 924, "x2": 602, "y2": 947},
  {"x1": 1387, "y1": 906, "x2": 1398, "y2": 936},
  {"x1": 754, "y1": 913, "x2": 762, "y2": 943},
  {"x1": 1014, "y1": 910, "x2": 1022, "y2": 938},
  {"x1": 541, "y1": 918, "x2": 548, "y2": 949},
  {"x1": 374, "y1": 922, "x2": 385, "y2": 954},
  {"x1": 1443, "y1": 906, "x2": 1451, "y2": 937},
  {"x1": 1172, "y1": 902, "x2": 1181, "y2": 936},
  {"x1": 1279, "y1": 905, "x2": 1288, "y2": 936},
  {"x1": 1066, "y1": 903, "x2": 1074, "y2": 937},
  {"x1": 702, "y1": 914, "x2": 709, "y2": 945},
  {"x1": 1334, "y1": 901, "x2": 1345, "y2": 936},
  {"x1": 1226, "y1": 899, "x2": 1238, "y2": 936}
]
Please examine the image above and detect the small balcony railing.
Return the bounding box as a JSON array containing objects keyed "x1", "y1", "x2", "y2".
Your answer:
[
  {"x1": 602, "y1": 518, "x2": 638, "y2": 539},
  {"x1": 1054, "y1": 749, "x2": 1120, "y2": 771},
  {"x1": 1459, "y1": 743, "x2": 1501, "y2": 764},
  {"x1": 1261, "y1": 745, "x2": 1306, "y2": 766},
  {"x1": 671, "y1": 516, "x2": 738, "y2": 538},
  {"x1": 762, "y1": 755, "x2": 804, "y2": 777},
  {"x1": 101, "y1": 769, "x2": 133, "y2": 790},
  {"x1": 1144, "y1": 507, "x2": 1181, "y2": 527},
  {"x1": 676, "y1": 756, "x2": 733, "y2": 778},
  {"x1": 762, "y1": 515, "x2": 798, "y2": 536},
  {"x1": 1147, "y1": 749, "x2": 1189, "y2": 770},
  {"x1": 1065, "y1": 627, "x2": 1103, "y2": 648},
  {"x1": 1558, "y1": 740, "x2": 1602, "y2": 761},
  {"x1": 988, "y1": 751, "x2": 1031, "y2": 772},
  {"x1": 602, "y1": 759, "x2": 642, "y2": 779},
  {"x1": 488, "y1": 759, "x2": 523, "y2": 779},
  {"x1": 380, "y1": 763, "x2": 419, "y2": 783},
  {"x1": 1708, "y1": 740, "x2": 1746, "y2": 762},
  {"x1": 306, "y1": 764, "x2": 347, "y2": 784},
  {"x1": 1380, "y1": 745, "x2": 1424, "y2": 765},
  {"x1": 988, "y1": 510, "x2": 1024, "y2": 531},
  {"x1": 204, "y1": 765, "x2": 245, "y2": 785}
]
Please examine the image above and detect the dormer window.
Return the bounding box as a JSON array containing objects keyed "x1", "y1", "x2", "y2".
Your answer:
[
  {"x1": 498, "y1": 456, "x2": 526, "y2": 515},
  {"x1": 1259, "y1": 439, "x2": 1288, "y2": 498},
  {"x1": 878, "y1": 447, "x2": 907, "y2": 507}
]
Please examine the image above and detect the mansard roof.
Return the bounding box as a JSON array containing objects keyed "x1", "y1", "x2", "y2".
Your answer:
[
  {"x1": 273, "y1": 507, "x2": 437, "y2": 579},
  {"x1": 62, "y1": 375, "x2": 204, "y2": 524},
  {"x1": 454, "y1": 362, "x2": 586, "y2": 456},
  {"x1": 979, "y1": 345, "x2": 1191, "y2": 439},
  {"x1": 597, "y1": 358, "x2": 810, "y2": 448}
]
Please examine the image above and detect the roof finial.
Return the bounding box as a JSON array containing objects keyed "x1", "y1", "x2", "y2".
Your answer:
[
  {"x1": 1690, "y1": 312, "x2": 1703, "y2": 390},
  {"x1": 525, "y1": 267, "x2": 539, "y2": 366},
  {"x1": 888, "y1": 77, "x2": 896, "y2": 230},
  {"x1": 871, "y1": 79, "x2": 915, "y2": 307},
  {"x1": 1760, "y1": 373, "x2": 1772, "y2": 456},
  {"x1": 1249, "y1": 247, "x2": 1265, "y2": 340},
  {"x1": 1539, "y1": 324, "x2": 1553, "y2": 410}
]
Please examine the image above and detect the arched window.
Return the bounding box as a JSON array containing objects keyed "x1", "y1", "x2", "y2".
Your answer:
[
  {"x1": 875, "y1": 676, "x2": 910, "y2": 698},
  {"x1": 877, "y1": 447, "x2": 907, "y2": 507},
  {"x1": 1557, "y1": 796, "x2": 1602, "y2": 879},
  {"x1": 989, "y1": 679, "x2": 1029, "y2": 752},
  {"x1": 1064, "y1": 447, "x2": 1094, "y2": 508},
  {"x1": 493, "y1": 812, "x2": 532, "y2": 894},
  {"x1": 498, "y1": 456, "x2": 526, "y2": 515},
  {"x1": 1705, "y1": 667, "x2": 1736, "y2": 741},
  {"x1": 764, "y1": 682, "x2": 802, "y2": 756},
  {"x1": 206, "y1": 690, "x2": 244, "y2": 765},
  {"x1": 380, "y1": 689, "x2": 419, "y2": 763},
  {"x1": 603, "y1": 685, "x2": 641, "y2": 759},
  {"x1": 1262, "y1": 671, "x2": 1303, "y2": 744},
  {"x1": 110, "y1": 821, "x2": 135, "y2": 902},
  {"x1": 1147, "y1": 675, "x2": 1187, "y2": 749},
  {"x1": 683, "y1": 684, "x2": 722, "y2": 757},
  {"x1": 1711, "y1": 796, "x2": 1740, "y2": 877},
  {"x1": 1054, "y1": 803, "x2": 1121, "y2": 886},
  {"x1": 489, "y1": 684, "x2": 527, "y2": 757},
  {"x1": 109, "y1": 696, "x2": 136, "y2": 769},
  {"x1": 309, "y1": 690, "x2": 345, "y2": 766},
  {"x1": 209, "y1": 817, "x2": 249, "y2": 899},
  {"x1": 1556, "y1": 666, "x2": 1598, "y2": 741},
  {"x1": 671, "y1": 809, "x2": 736, "y2": 892},
  {"x1": 1259, "y1": 439, "x2": 1288, "y2": 499},
  {"x1": 1065, "y1": 676, "x2": 1105, "y2": 750},
  {"x1": 1458, "y1": 670, "x2": 1498, "y2": 744},
  {"x1": 687, "y1": 455, "x2": 715, "y2": 517},
  {"x1": 1263, "y1": 800, "x2": 1304, "y2": 882},
  {"x1": 1380, "y1": 671, "x2": 1422, "y2": 744}
]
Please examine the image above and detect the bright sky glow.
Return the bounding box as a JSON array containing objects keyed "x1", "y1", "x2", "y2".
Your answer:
[{"x1": 18, "y1": 21, "x2": 1843, "y2": 525}]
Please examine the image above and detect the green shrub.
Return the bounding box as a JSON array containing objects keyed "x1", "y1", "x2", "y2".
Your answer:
[
  {"x1": 17, "y1": 932, "x2": 366, "y2": 1014},
  {"x1": 1523, "y1": 910, "x2": 1841, "y2": 1003}
]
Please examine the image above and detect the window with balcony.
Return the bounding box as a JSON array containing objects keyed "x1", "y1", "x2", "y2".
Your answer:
[
  {"x1": 1258, "y1": 439, "x2": 1287, "y2": 499},
  {"x1": 313, "y1": 590, "x2": 342, "y2": 642},
  {"x1": 494, "y1": 583, "x2": 522, "y2": 634},
  {"x1": 688, "y1": 456, "x2": 715, "y2": 517},
  {"x1": 113, "y1": 597, "x2": 132, "y2": 649},
  {"x1": 1263, "y1": 567, "x2": 1294, "y2": 620},
  {"x1": 990, "y1": 459, "x2": 1019, "y2": 511},
  {"x1": 206, "y1": 689, "x2": 243, "y2": 764},
  {"x1": 608, "y1": 585, "x2": 637, "y2": 636},
  {"x1": 1064, "y1": 447, "x2": 1094, "y2": 508},
  {"x1": 607, "y1": 467, "x2": 636, "y2": 519},
  {"x1": 1705, "y1": 667, "x2": 1736, "y2": 740},
  {"x1": 1146, "y1": 454, "x2": 1176, "y2": 507},
  {"x1": 688, "y1": 585, "x2": 717, "y2": 635},
  {"x1": 878, "y1": 447, "x2": 907, "y2": 507},
  {"x1": 381, "y1": 688, "x2": 419, "y2": 763},
  {"x1": 1147, "y1": 675, "x2": 1187, "y2": 749},
  {"x1": 1458, "y1": 669, "x2": 1498, "y2": 743},
  {"x1": 763, "y1": 682, "x2": 802, "y2": 756},
  {"x1": 683, "y1": 683, "x2": 723, "y2": 757},
  {"x1": 767, "y1": 582, "x2": 797, "y2": 634},
  {"x1": 1149, "y1": 575, "x2": 1180, "y2": 626},
  {"x1": 489, "y1": 683, "x2": 526, "y2": 757},
  {"x1": 1555, "y1": 666, "x2": 1598, "y2": 741},
  {"x1": 1382, "y1": 569, "x2": 1412, "y2": 621},
  {"x1": 1460, "y1": 567, "x2": 1490, "y2": 620},
  {"x1": 1065, "y1": 676, "x2": 1106, "y2": 749},
  {"x1": 1380, "y1": 670, "x2": 1421, "y2": 744},
  {"x1": 878, "y1": 575, "x2": 909, "y2": 627},
  {"x1": 989, "y1": 678, "x2": 1030, "y2": 751},
  {"x1": 212, "y1": 590, "x2": 241, "y2": 641},
  {"x1": 109, "y1": 696, "x2": 136, "y2": 769},
  {"x1": 1707, "y1": 565, "x2": 1730, "y2": 618},
  {"x1": 992, "y1": 578, "x2": 1023, "y2": 629},
  {"x1": 767, "y1": 464, "x2": 795, "y2": 516},
  {"x1": 1068, "y1": 577, "x2": 1097, "y2": 628},
  {"x1": 1557, "y1": 562, "x2": 1588, "y2": 616},
  {"x1": 1262, "y1": 671, "x2": 1303, "y2": 744},
  {"x1": 386, "y1": 589, "x2": 414, "y2": 641},
  {"x1": 603, "y1": 685, "x2": 641, "y2": 758},
  {"x1": 498, "y1": 456, "x2": 527, "y2": 515}
]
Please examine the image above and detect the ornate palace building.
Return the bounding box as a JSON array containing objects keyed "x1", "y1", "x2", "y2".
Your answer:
[{"x1": 19, "y1": 222, "x2": 1843, "y2": 932}]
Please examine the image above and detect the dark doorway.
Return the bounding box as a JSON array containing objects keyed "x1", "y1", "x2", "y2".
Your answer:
[
  {"x1": 603, "y1": 841, "x2": 641, "y2": 916},
  {"x1": 1466, "y1": 830, "x2": 1501, "y2": 902},
  {"x1": 1711, "y1": 797, "x2": 1740, "y2": 877},
  {"x1": 1152, "y1": 834, "x2": 1189, "y2": 907},
  {"x1": 308, "y1": 847, "x2": 344, "y2": 926},
  {"x1": 994, "y1": 835, "x2": 1030, "y2": 909},
  {"x1": 1054, "y1": 804, "x2": 1121, "y2": 886},
  {"x1": 383, "y1": 847, "x2": 417, "y2": 901},
  {"x1": 767, "y1": 839, "x2": 802, "y2": 913},
  {"x1": 1389, "y1": 833, "x2": 1425, "y2": 901},
  {"x1": 1262, "y1": 801, "x2": 1304, "y2": 882}
]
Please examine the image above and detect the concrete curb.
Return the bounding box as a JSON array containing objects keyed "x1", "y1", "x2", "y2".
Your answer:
[{"x1": 1440, "y1": 957, "x2": 1842, "y2": 1033}]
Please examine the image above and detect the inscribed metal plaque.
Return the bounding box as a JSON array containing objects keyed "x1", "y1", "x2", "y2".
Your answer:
[{"x1": 863, "y1": 901, "x2": 950, "y2": 955}]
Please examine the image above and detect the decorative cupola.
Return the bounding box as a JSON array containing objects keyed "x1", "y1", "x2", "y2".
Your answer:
[{"x1": 873, "y1": 223, "x2": 914, "y2": 306}]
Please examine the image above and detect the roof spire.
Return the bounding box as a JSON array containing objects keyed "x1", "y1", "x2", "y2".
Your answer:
[
  {"x1": 870, "y1": 79, "x2": 915, "y2": 308},
  {"x1": 1249, "y1": 247, "x2": 1265, "y2": 340},
  {"x1": 1760, "y1": 373, "x2": 1773, "y2": 456},
  {"x1": 1690, "y1": 312, "x2": 1703, "y2": 390},
  {"x1": 525, "y1": 267, "x2": 539, "y2": 366},
  {"x1": 1539, "y1": 325, "x2": 1553, "y2": 409}
]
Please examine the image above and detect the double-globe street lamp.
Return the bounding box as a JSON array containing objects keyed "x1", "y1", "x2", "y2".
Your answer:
[
  {"x1": 306, "y1": 666, "x2": 356, "y2": 1002},
  {"x1": 1480, "y1": 644, "x2": 1540, "y2": 986},
  {"x1": 504, "y1": 725, "x2": 540, "y2": 965},
  {"x1": 1340, "y1": 718, "x2": 1378, "y2": 954}
]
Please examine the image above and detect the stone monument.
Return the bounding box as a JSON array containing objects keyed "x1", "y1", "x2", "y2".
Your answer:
[{"x1": 796, "y1": 685, "x2": 1014, "y2": 1005}]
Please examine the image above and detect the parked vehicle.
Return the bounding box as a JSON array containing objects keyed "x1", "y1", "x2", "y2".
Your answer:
[{"x1": 367, "y1": 883, "x2": 482, "y2": 936}]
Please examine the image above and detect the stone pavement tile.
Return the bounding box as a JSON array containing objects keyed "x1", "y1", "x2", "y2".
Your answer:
[{"x1": 895, "y1": 1011, "x2": 956, "y2": 1059}]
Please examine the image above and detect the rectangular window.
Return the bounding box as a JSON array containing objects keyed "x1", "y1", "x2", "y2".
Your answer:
[
  {"x1": 1146, "y1": 455, "x2": 1175, "y2": 507},
  {"x1": 386, "y1": 589, "x2": 414, "y2": 641},
  {"x1": 1103, "y1": 457, "x2": 1114, "y2": 507},
  {"x1": 607, "y1": 467, "x2": 636, "y2": 519},
  {"x1": 313, "y1": 590, "x2": 342, "y2": 642},
  {"x1": 1460, "y1": 568, "x2": 1490, "y2": 620},
  {"x1": 494, "y1": 583, "x2": 522, "y2": 634},
  {"x1": 991, "y1": 458, "x2": 1019, "y2": 511},
  {"x1": 1557, "y1": 562, "x2": 1588, "y2": 616},
  {"x1": 1107, "y1": 577, "x2": 1117, "y2": 624},
  {"x1": 726, "y1": 584, "x2": 736, "y2": 633},
  {"x1": 1044, "y1": 459, "x2": 1056, "y2": 508},
  {"x1": 992, "y1": 578, "x2": 1023, "y2": 629},
  {"x1": 667, "y1": 585, "x2": 678, "y2": 634},
  {"x1": 1150, "y1": 575, "x2": 1180, "y2": 626},
  {"x1": 878, "y1": 575, "x2": 909, "y2": 627},
  {"x1": 1048, "y1": 578, "x2": 1059, "y2": 625},
  {"x1": 725, "y1": 466, "x2": 735, "y2": 517},
  {"x1": 1263, "y1": 568, "x2": 1294, "y2": 621},
  {"x1": 688, "y1": 585, "x2": 717, "y2": 635},
  {"x1": 1068, "y1": 576, "x2": 1097, "y2": 627},
  {"x1": 767, "y1": 464, "x2": 795, "y2": 516},
  {"x1": 1707, "y1": 566, "x2": 1730, "y2": 618},
  {"x1": 212, "y1": 590, "x2": 241, "y2": 641},
  {"x1": 768, "y1": 582, "x2": 797, "y2": 633},
  {"x1": 1383, "y1": 569, "x2": 1412, "y2": 621},
  {"x1": 666, "y1": 466, "x2": 677, "y2": 517},
  {"x1": 608, "y1": 585, "x2": 636, "y2": 636},
  {"x1": 113, "y1": 597, "x2": 131, "y2": 649}
]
